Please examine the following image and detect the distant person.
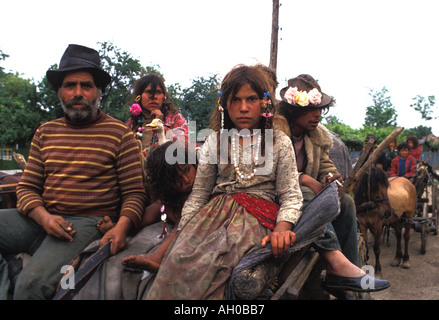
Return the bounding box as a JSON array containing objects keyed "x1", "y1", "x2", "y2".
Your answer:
[
  {"x1": 406, "y1": 136, "x2": 421, "y2": 161},
  {"x1": 0, "y1": 44, "x2": 146, "y2": 300},
  {"x1": 389, "y1": 142, "x2": 416, "y2": 178},
  {"x1": 376, "y1": 138, "x2": 398, "y2": 174}
]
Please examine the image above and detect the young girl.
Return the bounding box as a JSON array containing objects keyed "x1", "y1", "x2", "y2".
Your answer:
[
  {"x1": 127, "y1": 74, "x2": 189, "y2": 157},
  {"x1": 121, "y1": 140, "x2": 197, "y2": 271},
  {"x1": 145, "y1": 65, "x2": 303, "y2": 300}
]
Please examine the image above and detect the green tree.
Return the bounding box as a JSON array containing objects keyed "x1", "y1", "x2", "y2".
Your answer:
[
  {"x1": 0, "y1": 72, "x2": 40, "y2": 146},
  {"x1": 364, "y1": 87, "x2": 397, "y2": 128},
  {"x1": 0, "y1": 49, "x2": 9, "y2": 74},
  {"x1": 410, "y1": 94, "x2": 436, "y2": 121},
  {"x1": 324, "y1": 115, "x2": 364, "y2": 150},
  {"x1": 177, "y1": 74, "x2": 220, "y2": 132},
  {"x1": 98, "y1": 41, "x2": 153, "y2": 122},
  {"x1": 37, "y1": 63, "x2": 64, "y2": 122},
  {"x1": 400, "y1": 125, "x2": 432, "y2": 141}
]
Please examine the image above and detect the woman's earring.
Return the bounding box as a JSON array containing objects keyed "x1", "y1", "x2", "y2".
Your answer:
[{"x1": 218, "y1": 91, "x2": 224, "y2": 131}]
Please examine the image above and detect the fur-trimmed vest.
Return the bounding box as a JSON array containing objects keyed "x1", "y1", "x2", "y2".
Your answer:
[{"x1": 288, "y1": 124, "x2": 337, "y2": 184}]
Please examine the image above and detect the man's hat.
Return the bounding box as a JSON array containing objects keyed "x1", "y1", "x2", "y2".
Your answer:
[
  {"x1": 279, "y1": 74, "x2": 333, "y2": 108},
  {"x1": 46, "y1": 44, "x2": 111, "y2": 91}
]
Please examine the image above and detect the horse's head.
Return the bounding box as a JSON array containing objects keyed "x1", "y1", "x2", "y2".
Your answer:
[{"x1": 354, "y1": 166, "x2": 392, "y2": 219}]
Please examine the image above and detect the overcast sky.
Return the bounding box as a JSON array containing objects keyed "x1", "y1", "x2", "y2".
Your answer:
[{"x1": 2, "y1": 0, "x2": 438, "y2": 135}]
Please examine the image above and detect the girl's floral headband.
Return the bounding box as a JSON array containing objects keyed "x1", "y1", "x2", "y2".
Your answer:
[{"x1": 284, "y1": 87, "x2": 322, "y2": 107}]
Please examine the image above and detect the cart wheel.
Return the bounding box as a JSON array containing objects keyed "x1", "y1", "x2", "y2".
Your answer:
[
  {"x1": 432, "y1": 183, "x2": 438, "y2": 235},
  {"x1": 421, "y1": 222, "x2": 427, "y2": 255},
  {"x1": 356, "y1": 232, "x2": 370, "y2": 300}
]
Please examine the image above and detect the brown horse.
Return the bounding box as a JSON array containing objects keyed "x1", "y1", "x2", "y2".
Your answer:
[
  {"x1": 354, "y1": 166, "x2": 417, "y2": 275},
  {"x1": 0, "y1": 171, "x2": 21, "y2": 209}
]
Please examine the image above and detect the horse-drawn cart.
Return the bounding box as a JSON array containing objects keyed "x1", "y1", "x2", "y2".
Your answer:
[
  {"x1": 2, "y1": 139, "x2": 372, "y2": 301},
  {"x1": 410, "y1": 159, "x2": 439, "y2": 254}
]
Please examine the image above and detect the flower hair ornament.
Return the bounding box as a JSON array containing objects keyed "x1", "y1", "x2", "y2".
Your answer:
[
  {"x1": 284, "y1": 87, "x2": 322, "y2": 107},
  {"x1": 261, "y1": 92, "x2": 273, "y2": 118},
  {"x1": 130, "y1": 95, "x2": 144, "y2": 139}
]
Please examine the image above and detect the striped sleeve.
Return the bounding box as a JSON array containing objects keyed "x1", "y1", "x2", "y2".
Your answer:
[
  {"x1": 116, "y1": 129, "x2": 147, "y2": 230},
  {"x1": 16, "y1": 114, "x2": 147, "y2": 230},
  {"x1": 16, "y1": 128, "x2": 46, "y2": 215}
]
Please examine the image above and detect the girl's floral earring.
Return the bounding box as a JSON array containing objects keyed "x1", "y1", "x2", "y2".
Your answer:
[
  {"x1": 218, "y1": 91, "x2": 224, "y2": 131},
  {"x1": 261, "y1": 92, "x2": 273, "y2": 118},
  {"x1": 130, "y1": 95, "x2": 143, "y2": 138}
]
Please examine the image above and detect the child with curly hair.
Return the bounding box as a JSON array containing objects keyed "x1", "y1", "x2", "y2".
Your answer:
[{"x1": 97, "y1": 140, "x2": 197, "y2": 272}]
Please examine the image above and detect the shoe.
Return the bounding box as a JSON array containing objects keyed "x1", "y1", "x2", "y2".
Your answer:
[
  {"x1": 321, "y1": 285, "x2": 356, "y2": 300},
  {"x1": 322, "y1": 273, "x2": 390, "y2": 292}
]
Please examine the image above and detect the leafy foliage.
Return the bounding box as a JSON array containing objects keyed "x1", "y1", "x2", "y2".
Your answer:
[
  {"x1": 177, "y1": 74, "x2": 220, "y2": 132},
  {"x1": 364, "y1": 87, "x2": 397, "y2": 128},
  {"x1": 98, "y1": 41, "x2": 152, "y2": 122},
  {"x1": 0, "y1": 70, "x2": 41, "y2": 146},
  {"x1": 410, "y1": 95, "x2": 437, "y2": 121},
  {"x1": 0, "y1": 44, "x2": 436, "y2": 155}
]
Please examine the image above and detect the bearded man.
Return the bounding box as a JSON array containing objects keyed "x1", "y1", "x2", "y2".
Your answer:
[{"x1": 0, "y1": 44, "x2": 146, "y2": 299}]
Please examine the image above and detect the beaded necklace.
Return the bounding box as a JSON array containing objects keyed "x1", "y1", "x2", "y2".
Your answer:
[{"x1": 231, "y1": 131, "x2": 262, "y2": 184}]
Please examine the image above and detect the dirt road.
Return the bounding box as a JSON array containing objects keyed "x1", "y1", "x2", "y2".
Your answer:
[{"x1": 366, "y1": 227, "x2": 439, "y2": 300}]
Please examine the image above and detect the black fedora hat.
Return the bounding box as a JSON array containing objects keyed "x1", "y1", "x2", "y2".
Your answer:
[
  {"x1": 46, "y1": 44, "x2": 111, "y2": 91},
  {"x1": 279, "y1": 74, "x2": 333, "y2": 108}
]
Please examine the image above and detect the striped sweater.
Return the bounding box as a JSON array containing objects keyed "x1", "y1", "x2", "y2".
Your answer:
[{"x1": 16, "y1": 110, "x2": 147, "y2": 230}]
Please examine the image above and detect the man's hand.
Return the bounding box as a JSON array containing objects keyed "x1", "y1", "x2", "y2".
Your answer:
[
  {"x1": 99, "y1": 216, "x2": 133, "y2": 255},
  {"x1": 28, "y1": 206, "x2": 76, "y2": 241},
  {"x1": 325, "y1": 172, "x2": 343, "y2": 188},
  {"x1": 261, "y1": 221, "x2": 296, "y2": 258},
  {"x1": 299, "y1": 174, "x2": 323, "y2": 195}
]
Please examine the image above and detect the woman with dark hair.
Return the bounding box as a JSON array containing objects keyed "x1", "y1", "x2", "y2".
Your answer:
[{"x1": 127, "y1": 74, "x2": 189, "y2": 157}]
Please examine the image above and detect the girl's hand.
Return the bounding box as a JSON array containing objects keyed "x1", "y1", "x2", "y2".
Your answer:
[
  {"x1": 261, "y1": 221, "x2": 296, "y2": 258},
  {"x1": 149, "y1": 108, "x2": 164, "y2": 120}
]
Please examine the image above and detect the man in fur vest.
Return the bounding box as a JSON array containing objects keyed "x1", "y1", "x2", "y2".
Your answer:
[{"x1": 277, "y1": 74, "x2": 389, "y2": 299}]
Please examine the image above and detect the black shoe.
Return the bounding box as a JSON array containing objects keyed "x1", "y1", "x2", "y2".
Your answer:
[
  {"x1": 322, "y1": 273, "x2": 390, "y2": 292},
  {"x1": 321, "y1": 285, "x2": 356, "y2": 300}
]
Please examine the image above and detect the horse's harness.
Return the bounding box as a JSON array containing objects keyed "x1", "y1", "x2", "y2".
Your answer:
[{"x1": 356, "y1": 196, "x2": 389, "y2": 213}]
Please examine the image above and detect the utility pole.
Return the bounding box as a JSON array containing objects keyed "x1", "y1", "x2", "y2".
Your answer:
[{"x1": 269, "y1": 0, "x2": 280, "y2": 73}]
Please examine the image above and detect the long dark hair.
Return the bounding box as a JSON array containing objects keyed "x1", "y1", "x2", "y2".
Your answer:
[
  {"x1": 129, "y1": 74, "x2": 179, "y2": 130},
  {"x1": 209, "y1": 65, "x2": 288, "y2": 160},
  {"x1": 209, "y1": 65, "x2": 275, "y2": 133},
  {"x1": 144, "y1": 141, "x2": 196, "y2": 207}
]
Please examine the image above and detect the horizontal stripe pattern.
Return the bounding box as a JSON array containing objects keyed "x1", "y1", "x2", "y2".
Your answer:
[{"x1": 16, "y1": 110, "x2": 146, "y2": 229}]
